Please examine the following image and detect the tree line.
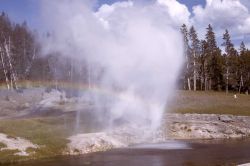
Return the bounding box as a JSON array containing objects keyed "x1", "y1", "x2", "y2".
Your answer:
[
  {"x1": 0, "y1": 12, "x2": 44, "y2": 89},
  {"x1": 0, "y1": 12, "x2": 89, "y2": 91},
  {"x1": 0, "y1": 12, "x2": 250, "y2": 93},
  {"x1": 180, "y1": 24, "x2": 250, "y2": 94}
]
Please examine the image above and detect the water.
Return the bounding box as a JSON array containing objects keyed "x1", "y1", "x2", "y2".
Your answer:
[{"x1": 12, "y1": 139, "x2": 250, "y2": 166}]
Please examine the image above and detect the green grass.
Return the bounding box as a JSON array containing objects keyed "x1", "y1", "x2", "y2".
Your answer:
[
  {"x1": 0, "y1": 90, "x2": 249, "y2": 164},
  {"x1": 0, "y1": 116, "x2": 75, "y2": 164},
  {"x1": 169, "y1": 91, "x2": 250, "y2": 116},
  {"x1": 0, "y1": 149, "x2": 26, "y2": 164},
  {"x1": 0, "y1": 142, "x2": 7, "y2": 149},
  {"x1": 0, "y1": 112, "x2": 104, "y2": 164}
]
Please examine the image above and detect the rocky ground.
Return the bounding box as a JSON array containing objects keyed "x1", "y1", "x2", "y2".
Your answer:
[
  {"x1": 66, "y1": 113, "x2": 250, "y2": 155},
  {"x1": 0, "y1": 88, "x2": 44, "y2": 119},
  {"x1": 1, "y1": 88, "x2": 250, "y2": 160},
  {"x1": 165, "y1": 113, "x2": 250, "y2": 139},
  {"x1": 0, "y1": 133, "x2": 38, "y2": 156}
]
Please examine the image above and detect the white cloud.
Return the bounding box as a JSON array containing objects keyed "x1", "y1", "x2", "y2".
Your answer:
[
  {"x1": 156, "y1": 0, "x2": 191, "y2": 25},
  {"x1": 97, "y1": 1, "x2": 133, "y2": 18},
  {"x1": 95, "y1": 0, "x2": 191, "y2": 29},
  {"x1": 191, "y1": 0, "x2": 250, "y2": 41},
  {"x1": 95, "y1": 1, "x2": 134, "y2": 29},
  {"x1": 238, "y1": 17, "x2": 250, "y2": 34},
  {"x1": 193, "y1": 0, "x2": 248, "y2": 26}
]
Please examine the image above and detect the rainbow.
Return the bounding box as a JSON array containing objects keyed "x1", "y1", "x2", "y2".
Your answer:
[
  {"x1": 0, "y1": 80, "x2": 114, "y2": 96},
  {"x1": 0, "y1": 80, "x2": 155, "y2": 105}
]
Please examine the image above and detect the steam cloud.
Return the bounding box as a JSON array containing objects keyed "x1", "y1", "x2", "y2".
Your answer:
[{"x1": 40, "y1": 0, "x2": 184, "y2": 129}]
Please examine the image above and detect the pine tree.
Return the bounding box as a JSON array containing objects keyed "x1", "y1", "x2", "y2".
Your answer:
[
  {"x1": 205, "y1": 24, "x2": 217, "y2": 54},
  {"x1": 239, "y1": 41, "x2": 250, "y2": 94},
  {"x1": 222, "y1": 29, "x2": 232, "y2": 93},
  {"x1": 238, "y1": 42, "x2": 246, "y2": 93},
  {"x1": 189, "y1": 26, "x2": 200, "y2": 91},
  {"x1": 222, "y1": 29, "x2": 238, "y2": 93},
  {"x1": 180, "y1": 24, "x2": 191, "y2": 90},
  {"x1": 12, "y1": 22, "x2": 37, "y2": 80},
  {"x1": 205, "y1": 24, "x2": 223, "y2": 90},
  {"x1": 199, "y1": 40, "x2": 208, "y2": 90},
  {"x1": 240, "y1": 41, "x2": 246, "y2": 54}
]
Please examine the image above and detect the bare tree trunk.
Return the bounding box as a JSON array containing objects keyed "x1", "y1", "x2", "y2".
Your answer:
[
  {"x1": 205, "y1": 77, "x2": 207, "y2": 91},
  {"x1": 226, "y1": 67, "x2": 229, "y2": 94},
  {"x1": 4, "y1": 37, "x2": 18, "y2": 90},
  {"x1": 204, "y1": 60, "x2": 208, "y2": 91},
  {"x1": 193, "y1": 52, "x2": 197, "y2": 91},
  {"x1": 200, "y1": 78, "x2": 202, "y2": 91},
  {"x1": 201, "y1": 64, "x2": 205, "y2": 91},
  {"x1": 0, "y1": 47, "x2": 10, "y2": 90},
  {"x1": 24, "y1": 48, "x2": 36, "y2": 78},
  {"x1": 239, "y1": 74, "x2": 243, "y2": 93},
  {"x1": 54, "y1": 68, "x2": 58, "y2": 90},
  {"x1": 183, "y1": 79, "x2": 186, "y2": 90},
  {"x1": 185, "y1": 51, "x2": 191, "y2": 91},
  {"x1": 200, "y1": 76, "x2": 203, "y2": 91},
  {"x1": 209, "y1": 79, "x2": 212, "y2": 90},
  {"x1": 187, "y1": 78, "x2": 191, "y2": 91}
]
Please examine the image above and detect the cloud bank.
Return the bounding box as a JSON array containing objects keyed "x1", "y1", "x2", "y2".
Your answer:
[
  {"x1": 120, "y1": 0, "x2": 250, "y2": 45},
  {"x1": 191, "y1": 0, "x2": 250, "y2": 41}
]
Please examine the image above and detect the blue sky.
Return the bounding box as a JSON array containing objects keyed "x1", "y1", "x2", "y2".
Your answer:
[
  {"x1": 0, "y1": 0, "x2": 249, "y2": 48},
  {"x1": 0, "y1": 0, "x2": 39, "y2": 29},
  {"x1": 0, "y1": 0, "x2": 205, "y2": 30},
  {"x1": 178, "y1": 0, "x2": 205, "y2": 8}
]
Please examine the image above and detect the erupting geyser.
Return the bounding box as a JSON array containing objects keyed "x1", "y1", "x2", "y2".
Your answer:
[{"x1": 40, "y1": 0, "x2": 184, "y2": 130}]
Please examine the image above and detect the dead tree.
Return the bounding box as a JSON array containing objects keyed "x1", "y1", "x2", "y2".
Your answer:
[
  {"x1": 0, "y1": 46, "x2": 10, "y2": 89},
  {"x1": 3, "y1": 37, "x2": 18, "y2": 90},
  {"x1": 24, "y1": 47, "x2": 36, "y2": 78}
]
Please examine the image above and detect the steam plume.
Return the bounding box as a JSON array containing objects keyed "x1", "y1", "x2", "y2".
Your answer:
[{"x1": 40, "y1": 0, "x2": 184, "y2": 129}]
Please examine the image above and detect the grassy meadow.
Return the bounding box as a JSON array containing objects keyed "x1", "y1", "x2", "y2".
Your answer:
[
  {"x1": 0, "y1": 90, "x2": 250, "y2": 164},
  {"x1": 169, "y1": 91, "x2": 250, "y2": 116},
  {"x1": 0, "y1": 108, "x2": 107, "y2": 164},
  {"x1": 0, "y1": 116, "x2": 72, "y2": 164}
]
